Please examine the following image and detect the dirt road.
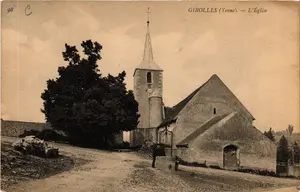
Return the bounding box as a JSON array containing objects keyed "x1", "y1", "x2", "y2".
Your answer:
[{"x1": 2, "y1": 137, "x2": 299, "y2": 192}]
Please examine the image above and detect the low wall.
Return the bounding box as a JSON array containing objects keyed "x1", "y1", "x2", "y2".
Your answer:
[
  {"x1": 1, "y1": 120, "x2": 50, "y2": 137},
  {"x1": 240, "y1": 153, "x2": 276, "y2": 171},
  {"x1": 1, "y1": 120, "x2": 123, "y2": 144},
  {"x1": 165, "y1": 148, "x2": 276, "y2": 172},
  {"x1": 288, "y1": 165, "x2": 300, "y2": 177}
]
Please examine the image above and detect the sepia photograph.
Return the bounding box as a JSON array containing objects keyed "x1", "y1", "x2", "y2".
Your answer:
[{"x1": 1, "y1": 1, "x2": 300, "y2": 192}]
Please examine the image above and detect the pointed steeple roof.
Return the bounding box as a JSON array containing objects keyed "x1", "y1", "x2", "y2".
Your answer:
[{"x1": 134, "y1": 8, "x2": 162, "y2": 75}]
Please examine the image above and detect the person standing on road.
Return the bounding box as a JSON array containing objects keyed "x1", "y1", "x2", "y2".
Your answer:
[
  {"x1": 152, "y1": 145, "x2": 160, "y2": 168},
  {"x1": 175, "y1": 156, "x2": 179, "y2": 171}
]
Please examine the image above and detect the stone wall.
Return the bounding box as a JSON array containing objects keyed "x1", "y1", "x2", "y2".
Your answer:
[
  {"x1": 288, "y1": 165, "x2": 300, "y2": 177},
  {"x1": 171, "y1": 113, "x2": 277, "y2": 172},
  {"x1": 172, "y1": 77, "x2": 255, "y2": 147},
  {"x1": 158, "y1": 129, "x2": 173, "y2": 145},
  {"x1": 1, "y1": 119, "x2": 123, "y2": 144},
  {"x1": 172, "y1": 123, "x2": 199, "y2": 145},
  {"x1": 149, "y1": 97, "x2": 163, "y2": 128},
  {"x1": 134, "y1": 69, "x2": 163, "y2": 129},
  {"x1": 177, "y1": 75, "x2": 254, "y2": 126},
  {"x1": 178, "y1": 101, "x2": 233, "y2": 126},
  {"x1": 130, "y1": 128, "x2": 157, "y2": 147},
  {"x1": 169, "y1": 148, "x2": 276, "y2": 171},
  {"x1": 1, "y1": 120, "x2": 51, "y2": 137}
]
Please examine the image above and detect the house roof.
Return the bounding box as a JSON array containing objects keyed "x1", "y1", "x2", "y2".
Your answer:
[{"x1": 158, "y1": 74, "x2": 254, "y2": 128}]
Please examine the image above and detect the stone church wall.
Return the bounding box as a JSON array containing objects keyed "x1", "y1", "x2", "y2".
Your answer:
[
  {"x1": 134, "y1": 69, "x2": 163, "y2": 130},
  {"x1": 177, "y1": 75, "x2": 254, "y2": 129},
  {"x1": 177, "y1": 101, "x2": 233, "y2": 126},
  {"x1": 158, "y1": 129, "x2": 173, "y2": 145},
  {"x1": 134, "y1": 70, "x2": 150, "y2": 129},
  {"x1": 175, "y1": 114, "x2": 277, "y2": 172},
  {"x1": 132, "y1": 69, "x2": 163, "y2": 146},
  {"x1": 172, "y1": 101, "x2": 234, "y2": 145},
  {"x1": 130, "y1": 128, "x2": 157, "y2": 147},
  {"x1": 173, "y1": 85, "x2": 252, "y2": 146},
  {"x1": 172, "y1": 123, "x2": 199, "y2": 145},
  {"x1": 149, "y1": 97, "x2": 163, "y2": 128}
]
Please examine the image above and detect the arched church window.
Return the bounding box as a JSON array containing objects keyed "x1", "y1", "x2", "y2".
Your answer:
[
  {"x1": 147, "y1": 72, "x2": 152, "y2": 83},
  {"x1": 213, "y1": 108, "x2": 216, "y2": 114}
]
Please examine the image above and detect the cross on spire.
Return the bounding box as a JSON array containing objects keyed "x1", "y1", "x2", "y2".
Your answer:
[{"x1": 147, "y1": 7, "x2": 151, "y2": 26}]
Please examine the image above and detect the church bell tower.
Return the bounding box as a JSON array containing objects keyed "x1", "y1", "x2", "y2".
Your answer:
[{"x1": 130, "y1": 8, "x2": 164, "y2": 146}]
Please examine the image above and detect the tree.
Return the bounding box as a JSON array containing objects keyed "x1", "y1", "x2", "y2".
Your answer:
[
  {"x1": 263, "y1": 127, "x2": 275, "y2": 142},
  {"x1": 286, "y1": 124, "x2": 294, "y2": 136},
  {"x1": 292, "y1": 142, "x2": 300, "y2": 164},
  {"x1": 41, "y1": 40, "x2": 140, "y2": 148},
  {"x1": 277, "y1": 136, "x2": 290, "y2": 164}
]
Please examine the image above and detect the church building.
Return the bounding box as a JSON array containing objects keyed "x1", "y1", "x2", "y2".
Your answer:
[
  {"x1": 130, "y1": 9, "x2": 277, "y2": 172},
  {"x1": 129, "y1": 8, "x2": 164, "y2": 147}
]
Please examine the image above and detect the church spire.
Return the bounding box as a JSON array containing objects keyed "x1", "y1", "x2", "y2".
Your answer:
[
  {"x1": 134, "y1": 7, "x2": 162, "y2": 74},
  {"x1": 134, "y1": 8, "x2": 162, "y2": 75},
  {"x1": 143, "y1": 7, "x2": 153, "y2": 61}
]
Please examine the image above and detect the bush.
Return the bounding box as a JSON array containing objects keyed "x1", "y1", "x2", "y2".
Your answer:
[
  {"x1": 176, "y1": 157, "x2": 208, "y2": 168},
  {"x1": 237, "y1": 168, "x2": 277, "y2": 177},
  {"x1": 37, "y1": 129, "x2": 68, "y2": 142},
  {"x1": 122, "y1": 141, "x2": 130, "y2": 148},
  {"x1": 112, "y1": 141, "x2": 131, "y2": 149},
  {"x1": 19, "y1": 129, "x2": 68, "y2": 143},
  {"x1": 19, "y1": 130, "x2": 40, "y2": 138},
  {"x1": 209, "y1": 165, "x2": 222, "y2": 169}
]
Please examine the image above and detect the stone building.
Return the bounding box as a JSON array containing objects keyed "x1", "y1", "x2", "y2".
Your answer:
[
  {"x1": 158, "y1": 75, "x2": 277, "y2": 171},
  {"x1": 130, "y1": 9, "x2": 277, "y2": 172},
  {"x1": 129, "y1": 10, "x2": 164, "y2": 147}
]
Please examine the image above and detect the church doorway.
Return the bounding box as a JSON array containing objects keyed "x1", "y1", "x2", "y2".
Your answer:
[{"x1": 223, "y1": 144, "x2": 240, "y2": 170}]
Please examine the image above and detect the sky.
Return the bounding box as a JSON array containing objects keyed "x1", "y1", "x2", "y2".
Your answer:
[{"x1": 1, "y1": 1, "x2": 300, "y2": 133}]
